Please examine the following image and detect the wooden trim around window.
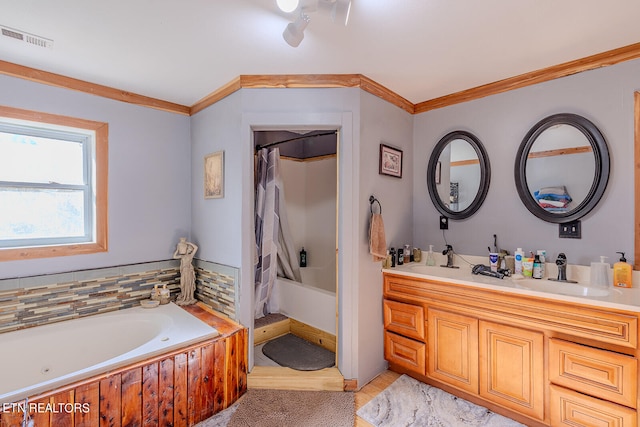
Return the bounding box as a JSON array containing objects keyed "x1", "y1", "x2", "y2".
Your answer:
[{"x1": 0, "y1": 105, "x2": 108, "y2": 262}]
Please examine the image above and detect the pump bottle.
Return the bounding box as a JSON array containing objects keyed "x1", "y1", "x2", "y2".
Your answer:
[{"x1": 613, "y1": 251, "x2": 632, "y2": 288}]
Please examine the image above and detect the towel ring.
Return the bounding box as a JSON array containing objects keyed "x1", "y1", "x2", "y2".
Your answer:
[{"x1": 369, "y1": 195, "x2": 382, "y2": 214}]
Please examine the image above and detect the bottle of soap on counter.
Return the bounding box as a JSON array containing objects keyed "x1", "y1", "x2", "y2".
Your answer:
[
  {"x1": 390, "y1": 247, "x2": 396, "y2": 267},
  {"x1": 426, "y1": 245, "x2": 436, "y2": 266},
  {"x1": 532, "y1": 253, "x2": 542, "y2": 279},
  {"x1": 404, "y1": 244, "x2": 411, "y2": 264},
  {"x1": 536, "y1": 250, "x2": 546, "y2": 278},
  {"x1": 613, "y1": 251, "x2": 632, "y2": 288},
  {"x1": 397, "y1": 247, "x2": 404, "y2": 265},
  {"x1": 522, "y1": 252, "x2": 534, "y2": 278},
  {"x1": 514, "y1": 248, "x2": 524, "y2": 278}
]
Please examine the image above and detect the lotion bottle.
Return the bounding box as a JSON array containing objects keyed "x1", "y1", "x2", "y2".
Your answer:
[
  {"x1": 514, "y1": 248, "x2": 524, "y2": 277},
  {"x1": 426, "y1": 245, "x2": 436, "y2": 266},
  {"x1": 613, "y1": 252, "x2": 632, "y2": 288}
]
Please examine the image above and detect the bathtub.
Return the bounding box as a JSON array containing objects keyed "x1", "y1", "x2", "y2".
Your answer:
[
  {"x1": 0, "y1": 302, "x2": 219, "y2": 405},
  {"x1": 268, "y1": 266, "x2": 336, "y2": 334}
]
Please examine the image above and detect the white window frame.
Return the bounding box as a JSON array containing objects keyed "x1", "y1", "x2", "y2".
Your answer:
[{"x1": 0, "y1": 106, "x2": 108, "y2": 261}]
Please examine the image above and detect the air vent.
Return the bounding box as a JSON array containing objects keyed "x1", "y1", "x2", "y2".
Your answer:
[{"x1": 1, "y1": 25, "x2": 53, "y2": 49}]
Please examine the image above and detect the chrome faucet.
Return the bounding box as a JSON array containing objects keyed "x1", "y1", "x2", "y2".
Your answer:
[
  {"x1": 440, "y1": 245, "x2": 459, "y2": 269},
  {"x1": 549, "y1": 252, "x2": 577, "y2": 283}
]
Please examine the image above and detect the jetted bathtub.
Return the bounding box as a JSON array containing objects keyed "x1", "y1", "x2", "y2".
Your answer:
[{"x1": 0, "y1": 302, "x2": 219, "y2": 405}]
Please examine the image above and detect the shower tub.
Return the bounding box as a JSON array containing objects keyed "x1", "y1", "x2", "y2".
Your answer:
[
  {"x1": 0, "y1": 302, "x2": 219, "y2": 405},
  {"x1": 269, "y1": 266, "x2": 336, "y2": 334}
]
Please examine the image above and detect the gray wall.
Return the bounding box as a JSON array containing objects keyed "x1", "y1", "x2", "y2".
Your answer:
[
  {"x1": 0, "y1": 75, "x2": 192, "y2": 279},
  {"x1": 189, "y1": 87, "x2": 413, "y2": 387},
  {"x1": 358, "y1": 90, "x2": 414, "y2": 385},
  {"x1": 413, "y1": 58, "x2": 639, "y2": 267}
]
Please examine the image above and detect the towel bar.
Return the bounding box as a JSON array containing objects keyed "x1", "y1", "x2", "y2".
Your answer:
[{"x1": 369, "y1": 195, "x2": 382, "y2": 214}]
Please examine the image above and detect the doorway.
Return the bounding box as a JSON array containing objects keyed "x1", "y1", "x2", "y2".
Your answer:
[{"x1": 250, "y1": 129, "x2": 341, "y2": 389}]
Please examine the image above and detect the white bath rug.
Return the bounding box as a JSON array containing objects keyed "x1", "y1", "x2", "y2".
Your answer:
[{"x1": 357, "y1": 374, "x2": 526, "y2": 427}]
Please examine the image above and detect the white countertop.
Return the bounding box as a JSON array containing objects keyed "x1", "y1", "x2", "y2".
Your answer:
[{"x1": 383, "y1": 258, "x2": 640, "y2": 313}]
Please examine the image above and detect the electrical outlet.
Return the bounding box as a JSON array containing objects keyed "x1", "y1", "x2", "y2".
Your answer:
[
  {"x1": 439, "y1": 216, "x2": 449, "y2": 230},
  {"x1": 559, "y1": 220, "x2": 581, "y2": 239}
]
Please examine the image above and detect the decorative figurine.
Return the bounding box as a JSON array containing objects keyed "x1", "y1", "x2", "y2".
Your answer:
[{"x1": 173, "y1": 237, "x2": 198, "y2": 305}]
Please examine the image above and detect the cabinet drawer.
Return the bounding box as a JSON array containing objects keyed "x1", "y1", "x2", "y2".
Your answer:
[
  {"x1": 384, "y1": 331, "x2": 426, "y2": 375},
  {"x1": 549, "y1": 338, "x2": 638, "y2": 408},
  {"x1": 383, "y1": 299, "x2": 425, "y2": 340},
  {"x1": 550, "y1": 385, "x2": 637, "y2": 427}
]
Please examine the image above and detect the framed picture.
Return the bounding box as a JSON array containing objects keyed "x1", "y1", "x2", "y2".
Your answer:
[
  {"x1": 204, "y1": 151, "x2": 224, "y2": 199},
  {"x1": 379, "y1": 144, "x2": 403, "y2": 178}
]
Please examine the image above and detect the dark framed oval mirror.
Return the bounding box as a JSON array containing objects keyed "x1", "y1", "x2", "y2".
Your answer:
[
  {"x1": 514, "y1": 113, "x2": 610, "y2": 223},
  {"x1": 427, "y1": 130, "x2": 491, "y2": 220}
]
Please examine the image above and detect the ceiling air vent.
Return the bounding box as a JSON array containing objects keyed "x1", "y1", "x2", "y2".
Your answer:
[{"x1": 1, "y1": 25, "x2": 53, "y2": 49}]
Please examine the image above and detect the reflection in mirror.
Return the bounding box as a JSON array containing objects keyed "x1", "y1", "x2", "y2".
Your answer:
[
  {"x1": 428, "y1": 131, "x2": 490, "y2": 220},
  {"x1": 437, "y1": 139, "x2": 481, "y2": 212},
  {"x1": 515, "y1": 113, "x2": 609, "y2": 223},
  {"x1": 525, "y1": 124, "x2": 596, "y2": 214}
]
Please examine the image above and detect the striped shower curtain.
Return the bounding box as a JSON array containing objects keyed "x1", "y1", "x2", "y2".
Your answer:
[{"x1": 254, "y1": 148, "x2": 301, "y2": 319}]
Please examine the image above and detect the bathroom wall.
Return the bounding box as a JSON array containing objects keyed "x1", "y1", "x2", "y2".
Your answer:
[
  {"x1": 280, "y1": 156, "x2": 337, "y2": 288},
  {"x1": 189, "y1": 86, "x2": 414, "y2": 387},
  {"x1": 413, "y1": 57, "x2": 640, "y2": 267},
  {"x1": 358, "y1": 90, "x2": 414, "y2": 385},
  {"x1": 0, "y1": 74, "x2": 192, "y2": 279}
]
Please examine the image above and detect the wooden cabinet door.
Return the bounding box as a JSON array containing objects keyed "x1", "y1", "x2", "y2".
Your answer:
[
  {"x1": 427, "y1": 308, "x2": 478, "y2": 394},
  {"x1": 479, "y1": 320, "x2": 544, "y2": 421},
  {"x1": 384, "y1": 331, "x2": 426, "y2": 375},
  {"x1": 383, "y1": 299, "x2": 425, "y2": 340},
  {"x1": 550, "y1": 385, "x2": 637, "y2": 427}
]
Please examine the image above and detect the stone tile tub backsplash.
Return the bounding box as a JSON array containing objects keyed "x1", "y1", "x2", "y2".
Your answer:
[{"x1": 0, "y1": 259, "x2": 238, "y2": 333}]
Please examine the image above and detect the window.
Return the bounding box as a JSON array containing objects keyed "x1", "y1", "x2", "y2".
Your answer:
[{"x1": 0, "y1": 106, "x2": 108, "y2": 261}]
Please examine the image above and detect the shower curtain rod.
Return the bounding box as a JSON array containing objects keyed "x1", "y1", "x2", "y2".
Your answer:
[{"x1": 254, "y1": 130, "x2": 337, "y2": 152}]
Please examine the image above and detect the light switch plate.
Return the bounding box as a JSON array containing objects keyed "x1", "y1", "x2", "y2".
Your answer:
[{"x1": 559, "y1": 220, "x2": 581, "y2": 239}]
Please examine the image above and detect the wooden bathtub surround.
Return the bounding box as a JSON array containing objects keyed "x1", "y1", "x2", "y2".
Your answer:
[
  {"x1": 383, "y1": 272, "x2": 640, "y2": 427},
  {"x1": 0, "y1": 303, "x2": 247, "y2": 427},
  {"x1": 251, "y1": 314, "x2": 345, "y2": 391}
]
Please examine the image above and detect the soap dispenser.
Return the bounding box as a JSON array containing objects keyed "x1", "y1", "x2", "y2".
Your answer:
[
  {"x1": 590, "y1": 256, "x2": 609, "y2": 289},
  {"x1": 613, "y1": 252, "x2": 632, "y2": 288},
  {"x1": 426, "y1": 245, "x2": 436, "y2": 266}
]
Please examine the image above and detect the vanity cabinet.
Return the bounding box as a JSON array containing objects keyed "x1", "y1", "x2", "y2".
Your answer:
[{"x1": 383, "y1": 272, "x2": 640, "y2": 427}]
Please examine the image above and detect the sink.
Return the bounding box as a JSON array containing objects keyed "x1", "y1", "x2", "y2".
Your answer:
[{"x1": 515, "y1": 280, "x2": 610, "y2": 297}]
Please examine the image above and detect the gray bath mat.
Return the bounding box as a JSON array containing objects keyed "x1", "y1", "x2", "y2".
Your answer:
[{"x1": 262, "y1": 333, "x2": 335, "y2": 371}]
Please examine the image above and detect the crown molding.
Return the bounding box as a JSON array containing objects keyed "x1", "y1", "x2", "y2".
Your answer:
[
  {"x1": 3, "y1": 41, "x2": 640, "y2": 117},
  {"x1": 414, "y1": 41, "x2": 640, "y2": 114},
  {"x1": 0, "y1": 60, "x2": 191, "y2": 115}
]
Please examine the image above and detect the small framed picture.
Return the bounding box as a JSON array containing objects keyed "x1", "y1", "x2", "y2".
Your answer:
[
  {"x1": 379, "y1": 144, "x2": 403, "y2": 178},
  {"x1": 204, "y1": 151, "x2": 224, "y2": 199}
]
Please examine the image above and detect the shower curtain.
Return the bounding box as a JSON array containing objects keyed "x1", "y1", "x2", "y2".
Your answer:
[{"x1": 254, "y1": 147, "x2": 301, "y2": 319}]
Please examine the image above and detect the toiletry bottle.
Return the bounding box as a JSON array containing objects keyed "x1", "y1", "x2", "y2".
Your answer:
[
  {"x1": 397, "y1": 248, "x2": 404, "y2": 265},
  {"x1": 426, "y1": 245, "x2": 436, "y2": 266},
  {"x1": 300, "y1": 247, "x2": 307, "y2": 267},
  {"x1": 384, "y1": 250, "x2": 391, "y2": 269},
  {"x1": 522, "y1": 252, "x2": 534, "y2": 277},
  {"x1": 404, "y1": 244, "x2": 411, "y2": 264},
  {"x1": 590, "y1": 256, "x2": 609, "y2": 288},
  {"x1": 514, "y1": 248, "x2": 524, "y2": 275},
  {"x1": 532, "y1": 253, "x2": 542, "y2": 279},
  {"x1": 413, "y1": 247, "x2": 421, "y2": 263},
  {"x1": 536, "y1": 250, "x2": 546, "y2": 278},
  {"x1": 151, "y1": 284, "x2": 160, "y2": 301},
  {"x1": 613, "y1": 251, "x2": 632, "y2": 288},
  {"x1": 390, "y1": 248, "x2": 396, "y2": 267}
]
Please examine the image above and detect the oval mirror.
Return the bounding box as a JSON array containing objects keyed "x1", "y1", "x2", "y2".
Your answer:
[
  {"x1": 514, "y1": 113, "x2": 610, "y2": 223},
  {"x1": 427, "y1": 130, "x2": 491, "y2": 220}
]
